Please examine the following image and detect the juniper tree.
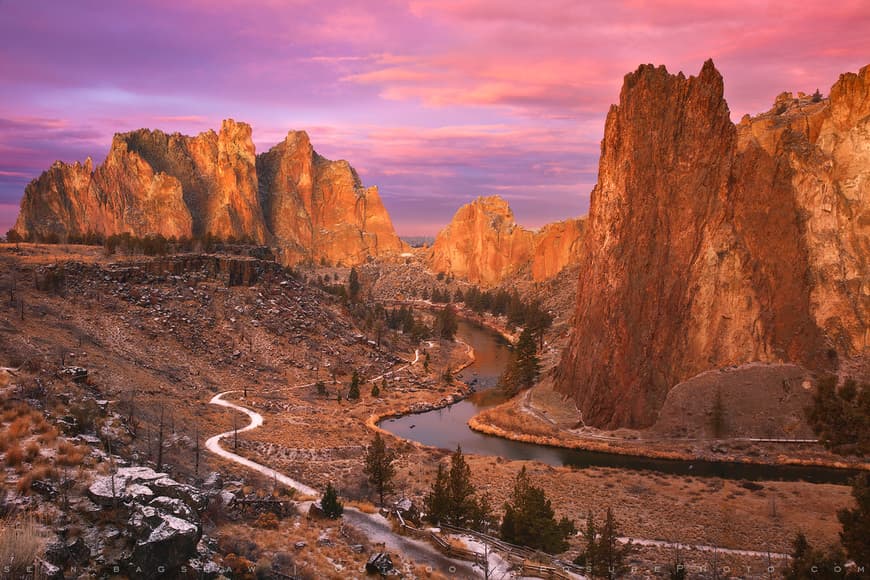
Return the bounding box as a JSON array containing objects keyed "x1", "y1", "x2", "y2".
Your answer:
[
  {"x1": 347, "y1": 371, "x2": 361, "y2": 400},
  {"x1": 321, "y1": 483, "x2": 344, "y2": 518}
]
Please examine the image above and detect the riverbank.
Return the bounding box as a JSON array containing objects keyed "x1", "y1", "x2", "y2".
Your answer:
[{"x1": 468, "y1": 385, "x2": 870, "y2": 474}]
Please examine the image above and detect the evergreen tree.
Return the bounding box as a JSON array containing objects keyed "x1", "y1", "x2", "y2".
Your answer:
[
  {"x1": 435, "y1": 305, "x2": 458, "y2": 340},
  {"x1": 321, "y1": 483, "x2": 344, "y2": 518},
  {"x1": 500, "y1": 467, "x2": 575, "y2": 554},
  {"x1": 498, "y1": 327, "x2": 541, "y2": 396},
  {"x1": 576, "y1": 511, "x2": 598, "y2": 572},
  {"x1": 807, "y1": 377, "x2": 870, "y2": 455},
  {"x1": 347, "y1": 371, "x2": 361, "y2": 400},
  {"x1": 371, "y1": 382, "x2": 380, "y2": 398},
  {"x1": 838, "y1": 473, "x2": 870, "y2": 566},
  {"x1": 363, "y1": 432, "x2": 397, "y2": 505},
  {"x1": 424, "y1": 446, "x2": 491, "y2": 531},
  {"x1": 597, "y1": 507, "x2": 632, "y2": 579},
  {"x1": 785, "y1": 531, "x2": 850, "y2": 580},
  {"x1": 348, "y1": 267, "x2": 361, "y2": 301},
  {"x1": 447, "y1": 445, "x2": 477, "y2": 527},
  {"x1": 425, "y1": 463, "x2": 450, "y2": 524}
]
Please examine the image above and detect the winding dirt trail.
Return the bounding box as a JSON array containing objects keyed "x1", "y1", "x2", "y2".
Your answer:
[{"x1": 205, "y1": 350, "x2": 479, "y2": 577}]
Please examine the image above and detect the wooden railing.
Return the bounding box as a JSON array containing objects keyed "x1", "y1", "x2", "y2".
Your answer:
[{"x1": 394, "y1": 513, "x2": 582, "y2": 578}]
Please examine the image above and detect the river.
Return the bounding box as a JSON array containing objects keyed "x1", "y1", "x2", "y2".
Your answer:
[{"x1": 379, "y1": 319, "x2": 859, "y2": 484}]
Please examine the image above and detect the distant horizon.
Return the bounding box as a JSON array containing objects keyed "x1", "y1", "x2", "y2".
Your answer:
[{"x1": 2, "y1": 1, "x2": 868, "y2": 237}]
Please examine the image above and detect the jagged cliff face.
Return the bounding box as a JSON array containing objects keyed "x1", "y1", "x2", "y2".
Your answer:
[
  {"x1": 555, "y1": 61, "x2": 870, "y2": 429},
  {"x1": 257, "y1": 131, "x2": 405, "y2": 266},
  {"x1": 429, "y1": 195, "x2": 585, "y2": 286},
  {"x1": 531, "y1": 218, "x2": 586, "y2": 281},
  {"x1": 13, "y1": 121, "x2": 404, "y2": 266}
]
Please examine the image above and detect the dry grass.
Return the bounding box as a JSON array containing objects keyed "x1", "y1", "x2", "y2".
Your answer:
[
  {"x1": 25, "y1": 441, "x2": 40, "y2": 462},
  {"x1": 5, "y1": 443, "x2": 24, "y2": 466},
  {"x1": 345, "y1": 500, "x2": 378, "y2": 514},
  {"x1": 0, "y1": 517, "x2": 45, "y2": 577},
  {"x1": 56, "y1": 440, "x2": 87, "y2": 467},
  {"x1": 475, "y1": 402, "x2": 558, "y2": 439}
]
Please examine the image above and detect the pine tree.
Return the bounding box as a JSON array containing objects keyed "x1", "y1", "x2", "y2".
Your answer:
[
  {"x1": 424, "y1": 446, "x2": 491, "y2": 530},
  {"x1": 347, "y1": 371, "x2": 361, "y2": 400},
  {"x1": 576, "y1": 511, "x2": 598, "y2": 572},
  {"x1": 596, "y1": 508, "x2": 632, "y2": 579},
  {"x1": 447, "y1": 445, "x2": 476, "y2": 527},
  {"x1": 838, "y1": 473, "x2": 870, "y2": 566},
  {"x1": 500, "y1": 467, "x2": 574, "y2": 553},
  {"x1": 348, "y1": 267, "x2": 360, "y2": 301},
  {"x1": 435, "y1": 305, "x2": 458, "y2": 340},
  {"x1": 321, "y1": 483, "x2": 344, "y2": 518},
  {"x1": 371, "y1": 382, "x2": 380, "y2": 398},
  {"x1": 425, "y1": 463, "x2": 450, "y2": 524},
  {"x1": 363, "y1": 433, "x2": 397, "y2": 505},
  {"x1": 498, "y1": 327, "x2": 541, "y2": 396}
]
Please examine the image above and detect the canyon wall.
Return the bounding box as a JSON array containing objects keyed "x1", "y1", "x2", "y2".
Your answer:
[
  {"x1": 554, "y1": 61, "x2": 869, "y2": 429},
  {"x1": 12, "y1": 121, "x2": 405, "y2": 266},
  {"x1": 429, "y1": 195, "x2": 585, "y2": 286}
]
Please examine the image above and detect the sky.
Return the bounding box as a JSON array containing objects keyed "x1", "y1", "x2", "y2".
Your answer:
[{"x1": 1, "y1": 1, "x2": 868, "y2": 236}]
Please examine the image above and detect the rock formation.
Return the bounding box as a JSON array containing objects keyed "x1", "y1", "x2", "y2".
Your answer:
[
  {"x1": 12, "y1": 121, "x2": 405, "y2": 266},
  {"x1": 555, "y1": 61, "x2": 869, "y2": 429},
  {"x1": 429, "y1": 195, "x2": 585, "y2": 286},
  {"x1": 257, "y1": 130, "x2": 405, "y2": 265}
]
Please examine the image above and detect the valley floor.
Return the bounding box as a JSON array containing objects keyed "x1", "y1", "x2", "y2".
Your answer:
[{"x1": 0, "y1": 244, "x2": 861, "y2": 578}]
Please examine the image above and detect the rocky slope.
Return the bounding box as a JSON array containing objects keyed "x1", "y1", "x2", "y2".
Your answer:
[
  {"x1": 12, "y1": 121, "x2": 404, "y2": 266},
  {"x1": 555, "y1": 61, "x2": 870, "y2": 429},
  {"x1": 429, "y1": 195, "x2": 584, "y2": 285}
]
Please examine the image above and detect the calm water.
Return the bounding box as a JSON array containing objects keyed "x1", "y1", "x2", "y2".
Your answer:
[{"x1": 380, "y1": 319, "x2": 860, "y2": 484}]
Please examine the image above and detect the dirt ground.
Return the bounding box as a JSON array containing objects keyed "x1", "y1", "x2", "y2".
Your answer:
[{"x1": 0, "y1": 244, "x2": 859, "y2": 577}]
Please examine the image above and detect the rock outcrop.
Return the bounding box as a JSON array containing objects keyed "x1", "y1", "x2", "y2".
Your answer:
[
  {"x1": 429, "y1": 195, "x2": 585, "y2": 286},
  {"x1": 257, "y1": 130, "x2": 405, "y2": 265},
  {"x1": 555, "y1": 61, "x2": 870, "y2": 429},
  {"x1": 12, "y1": 121, "x2": 404, "y2": 266}
]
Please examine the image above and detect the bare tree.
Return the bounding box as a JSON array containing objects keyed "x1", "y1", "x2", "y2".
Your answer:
[
  {"x1": 156, "y1": 403, "x2": 165, "y2": 471},
  {"x1": 194, "y1": 420, "x2": 201, "y2": 477}
]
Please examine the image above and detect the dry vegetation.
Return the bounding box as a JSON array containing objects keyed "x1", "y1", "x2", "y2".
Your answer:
[
  {"x1": 0, "y1": 516, "x2": 47, "y2": 578},
  {"x1": 0, "y1": 244, "x2": 859, "y2": 577}
]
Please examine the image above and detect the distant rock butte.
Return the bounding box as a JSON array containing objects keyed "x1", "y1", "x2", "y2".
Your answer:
[
  {"x1": 12, "y1": 120, "x2": 405, "y2": 266},
  {"x1": 429, "y1": 195, "x2": 585, "y2": 286},
  {"x1": 555, "y1": 60, "x2": 870, "y2": 429}
]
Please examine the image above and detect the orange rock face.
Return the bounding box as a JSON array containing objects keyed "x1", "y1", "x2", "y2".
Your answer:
[
  {"x1": 257, "y1": 131, "x2": 405, "y2": 266},
  {"x1": 12, "y1": 121, "x2": 404, "y2": 266},
  {"x1": 428, "y1": 196, "x2": 585, "y2": 286},
  {"x1": 554, "y1": 61, "x2": 870, "y2": 429}
]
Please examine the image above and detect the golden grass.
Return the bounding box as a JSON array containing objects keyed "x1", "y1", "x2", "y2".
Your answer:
[
  {"x1": 474, "y1": 403, "x2": 558, "y2": 439},
  {"x1": 0, "y1": 516, "x2": 45, "y2": 576},
  {"x1": 4, "y1": 443, "x2": 24, "y2": 467},
  {"x1": 345, "y1": 499, "x2": 378, "y2": 514},
  {"x1": 17, "y1": 465, "x2": 58, "y2": 494},
  {"x1": 25, "y1": 441, "x2": 40, "y2": 462},
  {"x1": 55, "y1": 441, "x2": 87, "y2": 467}
]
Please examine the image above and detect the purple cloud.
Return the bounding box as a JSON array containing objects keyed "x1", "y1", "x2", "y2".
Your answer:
[{"x1": 1, "y1": 0, "x2": 868, "y2": 236}]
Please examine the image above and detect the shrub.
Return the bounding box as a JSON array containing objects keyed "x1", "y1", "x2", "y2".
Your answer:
[
  {"x1": 4, "y1": 444, "x2": 23, "y2": 467},
  {"x1": 255, "y1": 512, "x2": 279, "y2": 529},
  {"x1": 24, "y1": 442, "x2": 40, "y2": 462}
]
